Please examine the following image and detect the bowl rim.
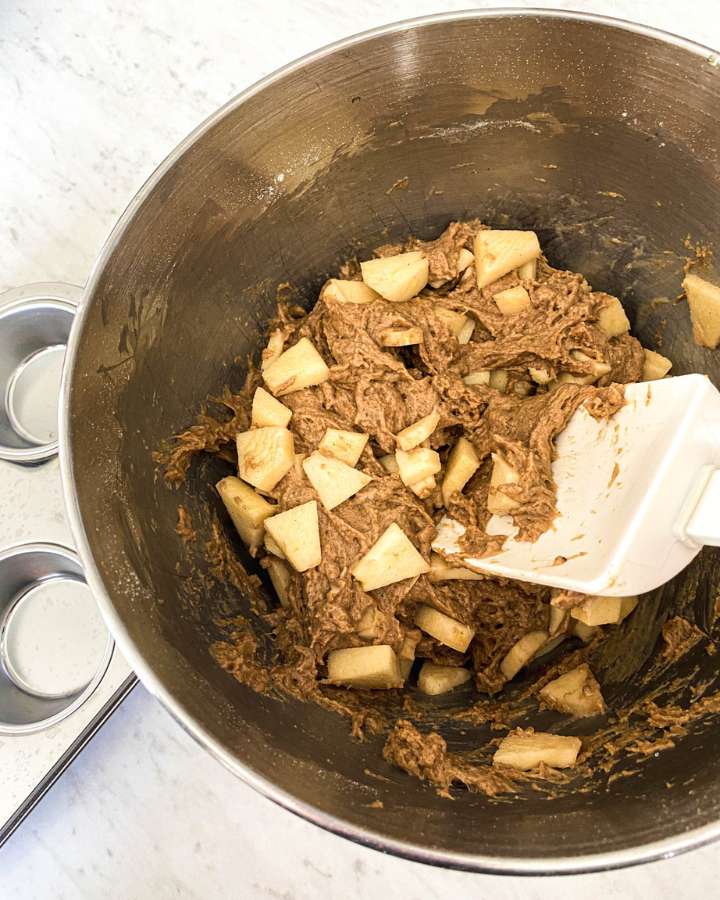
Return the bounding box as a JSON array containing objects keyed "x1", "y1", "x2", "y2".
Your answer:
[{"x1": 60, "y1": 7, "x2": 720, "y2": 875}]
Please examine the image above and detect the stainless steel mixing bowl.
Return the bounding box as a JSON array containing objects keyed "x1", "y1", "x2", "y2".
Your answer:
[{"x1": 60, "y1": 10, "x2": 720, "y2": 873}]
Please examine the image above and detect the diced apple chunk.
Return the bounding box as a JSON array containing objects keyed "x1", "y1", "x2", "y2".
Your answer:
[
  {"x1": 262, "y1": 337, "x2": 330, "y2": 396},
  {"x1": 251, "y1": 387, "x2": 292, "y2": 428},
  {"x1": 489, "y1": 369, "x2": 508, "y2": 392},
  {"x1": 356, "y1": 606, "x2": 381, "y2": 640},
  {"x1": 500, "y1": 630, "x2": 548, "y2": 680},
  {"x1": 236, "y1": 427, "x2": 294, "y2": 492},
  {"x1": 532, "y1": 634, "x2": 567, "y2": 660},
  {"x1": 379, "y1": 326, "x2": 424, "y2": 347},
  {"x1": 429, "y1": 553, "x2": 484, "y2": 582},
  {"x1": 442, "y1": 436, "x2": 480, "y2": 506},
  {"x1": 326, "y1": 645, "x2": 403, "y2": 689},
  {"x1": 418, "y1": 662, "x2": 472, "y2": 696},
  {"x1": 517, "y1": 258, "x2": 537, "y2": 281},
  {"x1": 493, "y1": 730, "x2": 581, "y2": 771},
  {"x1": 487, "y1": 452, "x2": 520, "y2": 515},
  {"x1": 323, "y1": 279, "x2": 379, "y2": 305},
  {"x1": 360, "y1": 250, "x2": 429, "y2": 302},
  {"x1": 264, "y1": 500, "x2": 321, "y2": 572},
  {"x1": 550, "y1": 589, "x2": 585, "y2": 609},
  {"x1": 399, "y1": 628, "x2": 422, "y2": 661},
  {"x1": 572, "y1": 620, "x2": 600, "y2": 643},
  {"x1": 435, "y1": 307, "x2": 466, "y2": 334},
  {"x1": 555, "y1": 372, "x2": 596, "y2": 387},
  {"x1": 570, "y1": 595, "x2": 638, "y2": 626},
  {"x1": 396, "y1": 410, "x2": 440, "y2": 451},
  {"x1": 642, "y1": 348, "x2": 672, "y2": 381},
  {"x1": 397, "y1": 632, "x2": 420, "y2": 680},
  {"x1": 409, "y1": 475, "x2": 437, "y2": 499},
  {"x1": 463, "y1": 370, "x2": 491, "y2": 386},
  {"x1": 457, "y1": 318, "x2": 475, "y2": 345},
  {"x1": 414, "y1": 604, "x2": 475, "y2": 653},
  {"x1": 261, "y1": 329, "x2": 285, "y2": 370},
  {"x1": 351, "y1": 523, "x2": 430, "y2": 592},
  {"x1": 529, "y1": 365, "x2": 552, "y2": 384},
  {"x1": 548, "y1": 605, "x2": 570, "y2": 636},
  {"x1": 264, "y1": 557, "x2": 292, "y2": 607},
  {"x1": 216, "y1": 476, "x2": 275, "y2": 549},
  {"x1": 494, "y1": 285, "x2": 531, "y2": 316},
  {"x1": 684, "y1": 273, "x2": 720, "y2": 348},
  {"x1": 302, "y1": 451, "x2": 372, "y2": 510},
  {"x1": 435, "y1": 307, "x2": 474, "y2": 344},
  {"x1": 457, "y1": 247, "x2": 475, "y2": 272},
  {"x1": 474, "y1": 230, "x2": 541, "y2": 289},
  {"x1": 539, "y1": 664, "x2": 606, "y2": 717},
  {"x1": 379, "y1": 454, "x2": 399, "y2": 474},
  {"x1": 396, "y1": 448, "x2": 441, "y2": 490},
  {"x1": 571, "y1": 350, "x2": 611, "y2": 379},
  {"x1": 318, "y1": 428, "x2": 368, "y2": 467},
  {"x1": 597, "y1": 296, "x2": 630, "y2": 337},
  {"x1": 264, "y1": 533, "x2": 285, "y2": 558}
]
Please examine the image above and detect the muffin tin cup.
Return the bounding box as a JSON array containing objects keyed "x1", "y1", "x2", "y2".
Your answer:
[
  {"x1": 0, "y1": 283, "x2": 82, "y2": 465},
  {"x1": 0, "y1": 542, "x2": 114, "y2": 735}
]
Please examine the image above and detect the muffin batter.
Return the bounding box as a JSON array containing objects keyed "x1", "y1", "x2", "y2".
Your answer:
[{"x1": 158, "y1": 220, "x2": 681, "y2": 791}]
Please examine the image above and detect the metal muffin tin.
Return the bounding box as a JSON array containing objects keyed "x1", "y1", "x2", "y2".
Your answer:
[{"x1": 0, "y1": 283, "x2": 135, "y2": 846}]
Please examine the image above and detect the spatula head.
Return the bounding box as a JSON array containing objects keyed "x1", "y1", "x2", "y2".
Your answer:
[{"x1": 433, "y1": 374, "x2": 720, "y2": 597}]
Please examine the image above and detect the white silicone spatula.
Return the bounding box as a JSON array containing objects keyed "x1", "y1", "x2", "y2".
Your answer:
[{"x1": 433, "y1": 374, "x2": 720, "y2": 597}]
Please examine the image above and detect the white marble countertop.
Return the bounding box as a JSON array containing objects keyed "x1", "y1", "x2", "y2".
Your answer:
[{"x1": 1, "y1": 1, "x2": 718, "y2": 896}]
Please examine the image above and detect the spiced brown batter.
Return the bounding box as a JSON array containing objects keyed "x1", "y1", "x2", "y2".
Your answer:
[{"x1": 156, "y1": 220, "x2": 712, "y2": 796}]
